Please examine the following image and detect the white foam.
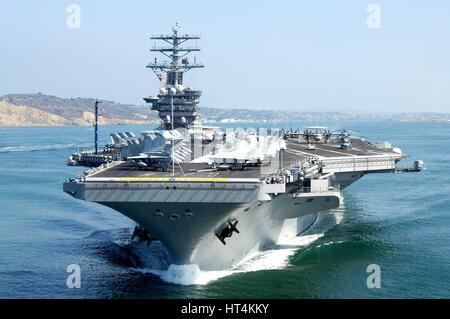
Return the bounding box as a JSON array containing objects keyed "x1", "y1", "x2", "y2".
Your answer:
[
  {"x1": 234, "y1": 208, "x2": 345, "y2": 274},
  {"x1": 0, "y1": 142, "x2": 91, "y2": 153},
  {"x1": 135, "y1": 204, "x2": 346, "y2": 286},
  {"x1": 136, "y1": 264, "x2": 233, "y2": 285},
  {"x1": 140, "y1": 232, "x2": 321, "y2": 285},
  {"x1": 277, "y1": 233, "x2": 324, "y2": 247},
  {"x1": 315, "y1": 240, "x2": 345, "y2": 249}
]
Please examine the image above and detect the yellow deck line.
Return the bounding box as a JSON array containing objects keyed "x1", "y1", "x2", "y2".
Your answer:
[{"x1": 118, "y1": 177, "x2": 233, "y2": 182}]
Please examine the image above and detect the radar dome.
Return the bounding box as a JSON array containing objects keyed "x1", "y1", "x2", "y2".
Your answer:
[
  {"x1": 176, "y1": 84, "x2": 184, "y2": 93},
  {"x1": 169, "y1": 87, "x2": 177, "y2": 95},
  {"x1": 160, "y1": 88, "x2": 167, "y2": 95}
]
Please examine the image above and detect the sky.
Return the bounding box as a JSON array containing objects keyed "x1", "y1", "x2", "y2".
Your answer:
[{"x1": 1, "y1": 0, "x2": 449, "y2": 113}]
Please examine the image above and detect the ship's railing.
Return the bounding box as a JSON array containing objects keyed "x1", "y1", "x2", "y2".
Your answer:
[
  {"x1": 82, "y1": 161, "x2": 123, "y2": 177},
  {"x1": 260, "y1": 175, "x2": 285, "y2": 184},
  {"x1": 258, "y1": 157, "x2": 321, "y2": 187},
  {"x1": 320, "y1": 155, "x2": 399, "y2": 173}
]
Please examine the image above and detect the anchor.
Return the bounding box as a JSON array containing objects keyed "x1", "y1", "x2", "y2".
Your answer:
[{"x1": 216, "y1": 219, "x2": 239, "y2": 245}]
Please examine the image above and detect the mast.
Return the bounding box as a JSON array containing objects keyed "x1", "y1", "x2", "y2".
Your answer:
[
  {"x1": 94, "y1": 100, "x2": 101, "y2": 155},
  {"x1": 144, "y1": 23, "x2": 204, "y2": 129}
]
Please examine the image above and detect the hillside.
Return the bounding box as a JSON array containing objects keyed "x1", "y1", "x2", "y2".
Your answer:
[
  {"x1": 0, "y1": 93, "x2": 160, "y2": 127},
  {"x1": 0, "y1": 101, "x2": 73, "y2": 127},
  {"x1": 1, "y1": 93, "x2": 449, "y2": 127}
]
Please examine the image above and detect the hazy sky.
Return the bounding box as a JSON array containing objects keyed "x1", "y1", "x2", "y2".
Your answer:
[{"x1": 1, "y1": 1, "x2": 449, "y2": 112}]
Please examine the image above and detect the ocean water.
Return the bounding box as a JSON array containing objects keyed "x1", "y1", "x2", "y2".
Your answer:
[{"x1": 0, "y1": 121, "x2": 449, "y2": 298}]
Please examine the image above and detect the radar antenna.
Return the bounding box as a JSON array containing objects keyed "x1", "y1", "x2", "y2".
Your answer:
[{"x1": 144, "y1": 23, "x2": 205, "y2": 129}]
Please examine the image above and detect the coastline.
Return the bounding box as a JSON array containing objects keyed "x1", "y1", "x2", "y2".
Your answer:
[{"x1": 1, "y1": 118, "x2": 448, "y2": 129}]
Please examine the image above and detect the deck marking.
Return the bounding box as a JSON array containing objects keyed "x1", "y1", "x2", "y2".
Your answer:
[{"x1": 86, "y1": 176, "x2": 260, "y2": 183}]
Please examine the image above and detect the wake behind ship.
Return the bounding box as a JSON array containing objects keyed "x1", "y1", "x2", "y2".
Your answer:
[{"x1": 63, "y1": 24, "x2": 422, "y2": 271}]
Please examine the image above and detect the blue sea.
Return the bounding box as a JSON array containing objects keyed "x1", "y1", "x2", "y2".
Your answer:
[{"x1": 0, "y1": 121, "x2": 449, "y2": 298}]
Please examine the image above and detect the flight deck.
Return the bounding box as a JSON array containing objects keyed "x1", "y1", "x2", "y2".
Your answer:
[{"x1": 88, "y1": 137, "x2": 402, "y2": 180}]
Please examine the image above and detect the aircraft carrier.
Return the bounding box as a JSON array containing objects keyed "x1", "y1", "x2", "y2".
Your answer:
[{"x1": 63, "y1": 24, "x2": 422, "y2": 271}]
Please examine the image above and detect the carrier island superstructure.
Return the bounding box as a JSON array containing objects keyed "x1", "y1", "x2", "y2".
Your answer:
[{"x1": 63, "y1": 24, "x2": 422, "y2": 271}]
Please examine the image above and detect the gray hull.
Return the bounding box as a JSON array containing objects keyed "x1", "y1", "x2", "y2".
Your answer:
[
  {"x1": 64, "y1": 174, "x2": 341, "y2": 270},
  {"x1": 99, "y1": 189, "x2": 338, "y2": 270},
  {"x1": 65, "y1": 164, "x2": 386, "y2": 271}
]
